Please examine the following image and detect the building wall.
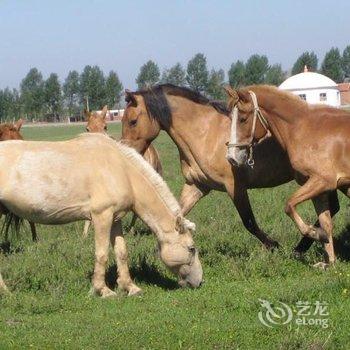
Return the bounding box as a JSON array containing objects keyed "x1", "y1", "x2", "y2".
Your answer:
[
  {"x1": 338, "y1": 83, "x2": 350, "y2": 106},
  {"x1": 340, "y1": 91, "x2": 350, "y2": 105},
  {"x1": 289, "y1": 88, "x2": 340, "y2": 107}
]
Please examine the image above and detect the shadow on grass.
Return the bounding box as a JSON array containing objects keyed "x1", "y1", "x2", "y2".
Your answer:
[
  {"x1": 99, "y1": 260, "x2": 178, "y2": 291},
  {"x1": 126, "y1": 226, "x2": 152, "y2": 236},
  {"x1": 334, "y1": 224, "x2": 350, "y2": 261}
]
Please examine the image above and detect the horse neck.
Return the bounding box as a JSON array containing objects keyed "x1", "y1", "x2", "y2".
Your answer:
[
  {"x1": 165, "y1": 95, "x2": 229, "y2": 154},
  {"x1": 254, "y1": 90, "x2": 307, "y2": 150},
  {"x1": 125, "y1": 161, "x2": 178, "y2": 243}
]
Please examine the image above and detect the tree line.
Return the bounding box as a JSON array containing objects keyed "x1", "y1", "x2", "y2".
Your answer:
[
  {"x1": 0, "y1": 66, "x2": 123, "y2": 121},
  {"x1": 1, "y1": 45, "x2": 349, "y2": 121},
  {"x1": 137, "y1": 46, "x2": 350, "y2": 100}
]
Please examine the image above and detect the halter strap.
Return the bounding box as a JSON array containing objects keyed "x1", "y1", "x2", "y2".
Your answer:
[{"x1": 226, "y1": 90, "x2": 270, "y2": 167}]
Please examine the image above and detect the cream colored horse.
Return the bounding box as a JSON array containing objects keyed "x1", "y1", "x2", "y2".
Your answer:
[{"x1": 0, "y1": 133, "x2": 202, "y2": 296}]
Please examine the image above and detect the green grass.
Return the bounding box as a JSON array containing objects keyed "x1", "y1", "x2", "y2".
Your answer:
[{"x1": 1, "y1": 123, "x2": 350, "y2": 349}]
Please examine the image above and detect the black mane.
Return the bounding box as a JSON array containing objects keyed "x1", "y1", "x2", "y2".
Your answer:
[{"x1": 133, "y1": 84, "x2": 229, "y2": 129}]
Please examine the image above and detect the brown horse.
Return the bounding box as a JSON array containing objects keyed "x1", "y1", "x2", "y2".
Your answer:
[
  {"x1": 0, "y1": 120, "x2": 24, "y2": 141},
  {"x1": 0, "y1": 120, "x2": 37, "y2": 242},
  {"x1": 121, "y1": 84, "x2": 339, "y2": 254},
  {"x1": 224, "y1": 84, "x2": 350, "y2": 266},
  {"x1": 84, "y1": 106, "x2": 163, "y2": 235}
]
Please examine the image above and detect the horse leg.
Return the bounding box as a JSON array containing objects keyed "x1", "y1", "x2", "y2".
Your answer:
[
  {"x1": 312, "y1": 194, "x2": 335, "y2": 269},
  {"x1": 285, "y1": 177, "x2": 330, "y2": 243},
  {"x1": 179, "y1": 183, "x2": 209, "y2": 216},
  {"x1": 128, "y1": 214, "x2": 138, "y2": 235},
  {"x1": 29, "y1": 221, "x2": 37, "y2": 242},
  {"x1": 294, "y1": 190, "x2": 339, "y2": 255},
  {"x1": 82, "y1": 221, "x2": 91, "y2": 238},
  {"x1": 227, "y1": 182, "x2": 279, "y2": 249},
  {"x1": 110, "y1": 220, "x2": 141, "y2": 296},
  {"x1": 91, "y1": 210, "x2": 116, "y2": 298}
]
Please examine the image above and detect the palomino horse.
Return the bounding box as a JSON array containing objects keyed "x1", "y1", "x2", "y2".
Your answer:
[
  {"x1": 84, "y1": 106, "x2": 163, "y2": 236},
  {"x1": 0, "y1": 133, "x2": 202, "y2": 295},
  {"x1": 224, "y1": 84, "x2": 350, "y2": 266},
  {"x1": 0, "y1": 119, "x2": 37, "y2": 242},
  {"x1": 121, "y1": 84, "x2": 339, "y2": 255}
]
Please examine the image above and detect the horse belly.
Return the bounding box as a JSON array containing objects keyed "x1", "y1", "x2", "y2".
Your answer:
[
  {"x1": 0, "y1": 151, "x2": 91, "y2": 224},
  {"x1": 1, "y1": 184, "x2": 90, "y2": 224},
  {"x1": 245, "y1": 139, "x2": 293, "y2": 188}
]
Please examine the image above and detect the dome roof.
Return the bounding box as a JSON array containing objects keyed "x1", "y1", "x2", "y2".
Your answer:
[{"x1": 279, "y1": 71, "x2": 337, "y2": 91}]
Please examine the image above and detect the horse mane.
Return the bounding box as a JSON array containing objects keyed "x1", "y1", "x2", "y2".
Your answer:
[
  {"x1": 244, "y1": 85, "x2": 309, "y2": 112},
  {"x1": 115, "y1": 140, "x2": 181, "y2": 216},
  {"x1": 133, "y1": 84, "x2": 229, "y2": 128},
  {"x1": 81, "y1": 133, "x2": 180, "y2": 216}
]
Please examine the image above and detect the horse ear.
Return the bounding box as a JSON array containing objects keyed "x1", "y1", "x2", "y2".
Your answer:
[
  {"x1": 101, "y1": 105, "x2": 108, "y2": 119},
  {"x1": 223, "y1": 85, "x2": 239, "y2": 107},
  {"x1": 125, "y1": 89, "x2": 137, "y2": 106},
  {"x1": 175, "y1": 215, "x2": 185, "y2": 234},
  {"x1": 14, "y1": 119, "x2": 23, "y2": 131},
  {"x1": 236, "y1": 90, "x2": 254, "y2": 113},
  {"x1": 175, "y1": 215, "x2": 196, "y2": 234},
  {"x1": 237, "y1": 90, "x2": 251, "y2": 103},
  {"x1": 84, "y1": 109, "x2": 91, "y2": 121}
]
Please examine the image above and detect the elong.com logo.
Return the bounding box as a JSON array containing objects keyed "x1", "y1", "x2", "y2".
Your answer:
[{"x1": 258, "y1": 298, "x2": 329, "y2": 328}]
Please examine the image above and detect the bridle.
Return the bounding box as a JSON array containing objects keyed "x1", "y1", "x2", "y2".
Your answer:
[{"x1": 226, "y1": 91, "x2": 270, "y2": 167}]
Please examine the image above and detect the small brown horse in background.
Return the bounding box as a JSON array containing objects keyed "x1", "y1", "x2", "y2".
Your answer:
[
  {"x1": 225, "y1": 84, "x2": 350, "y2": 267},
  {"x1": 84, "y1": 106, "x2": 163, "y2": 235},
  {"x1": 0, "y1": 120, "x2": 37, "y2": 242}
]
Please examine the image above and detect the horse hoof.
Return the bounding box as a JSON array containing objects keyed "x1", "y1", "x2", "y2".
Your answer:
[
  {"x1": 90, "y1": 287, "x2": 117, "y2": 298},
  {"x1": 88, "y1": 287, "x2": 97, "y2": 297},
  {"x1": 264, "y1": 239, "x2": 279, "y2": 251},
  {"x1": 101, "y1": 288, "x2": 117, "y2": 299},
  {"x1": 315, "y1": 228, "x2": 329, "y2": 244},
  {"x1": 313, "y1": 262, "x2": 329, "y2": 270},
  {"x1": 292, "y1": 249, "x2": 305, "y2": 260},
  {"x1": 128, "y1": 286, "x2": 142, "y2": 297}
]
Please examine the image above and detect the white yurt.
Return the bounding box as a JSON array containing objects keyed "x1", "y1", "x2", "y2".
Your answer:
[{"x1": 279, "y1": 66, "x2": 341, "y2": 107}]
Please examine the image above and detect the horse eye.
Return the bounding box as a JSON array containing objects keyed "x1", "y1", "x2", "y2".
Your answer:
[
  {"x1": 239, "y1": 117, "x2": 247, "y2": 124},
  {"x1": 104, "y1": 125, "x2": 107, "y2": 131},
  {"x1": 188, "y1": 246, "x2": 196, "y2": 255},
  {"x1": 129, "y1": 119, "x2": 137, "y2": 127},
  {"x1": 86, "y1": 127, "x2": 90, "y2": 132}
]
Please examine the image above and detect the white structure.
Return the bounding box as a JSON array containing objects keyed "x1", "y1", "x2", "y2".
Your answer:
[
  {"x1": 279, "y1": 66, "x2": 341, "y2": 107},
  {"x1": 108, "y1": 109, "x2": 124, "y2": 120},
  {"x1": 96, "y1": 109, "x2": 124, "y2": 120}
]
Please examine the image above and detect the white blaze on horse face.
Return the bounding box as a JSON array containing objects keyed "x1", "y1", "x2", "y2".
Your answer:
[{"x1": 231, "y1": 108, "x2": 248, "y2": 166}]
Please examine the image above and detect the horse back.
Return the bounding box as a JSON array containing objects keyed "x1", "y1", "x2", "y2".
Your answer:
[{"x1": 0, "y1": 136, "x2": 133, "y2": 224}]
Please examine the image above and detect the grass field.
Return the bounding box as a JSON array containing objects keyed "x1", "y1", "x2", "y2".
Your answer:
[{"x1": 1, "y1": 123, "x2": 350, "y2": 349}]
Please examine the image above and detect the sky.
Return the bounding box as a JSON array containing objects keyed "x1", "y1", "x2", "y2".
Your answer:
[{"x1": 0, "y1": 0, "x2": 349, "y2": 90}]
